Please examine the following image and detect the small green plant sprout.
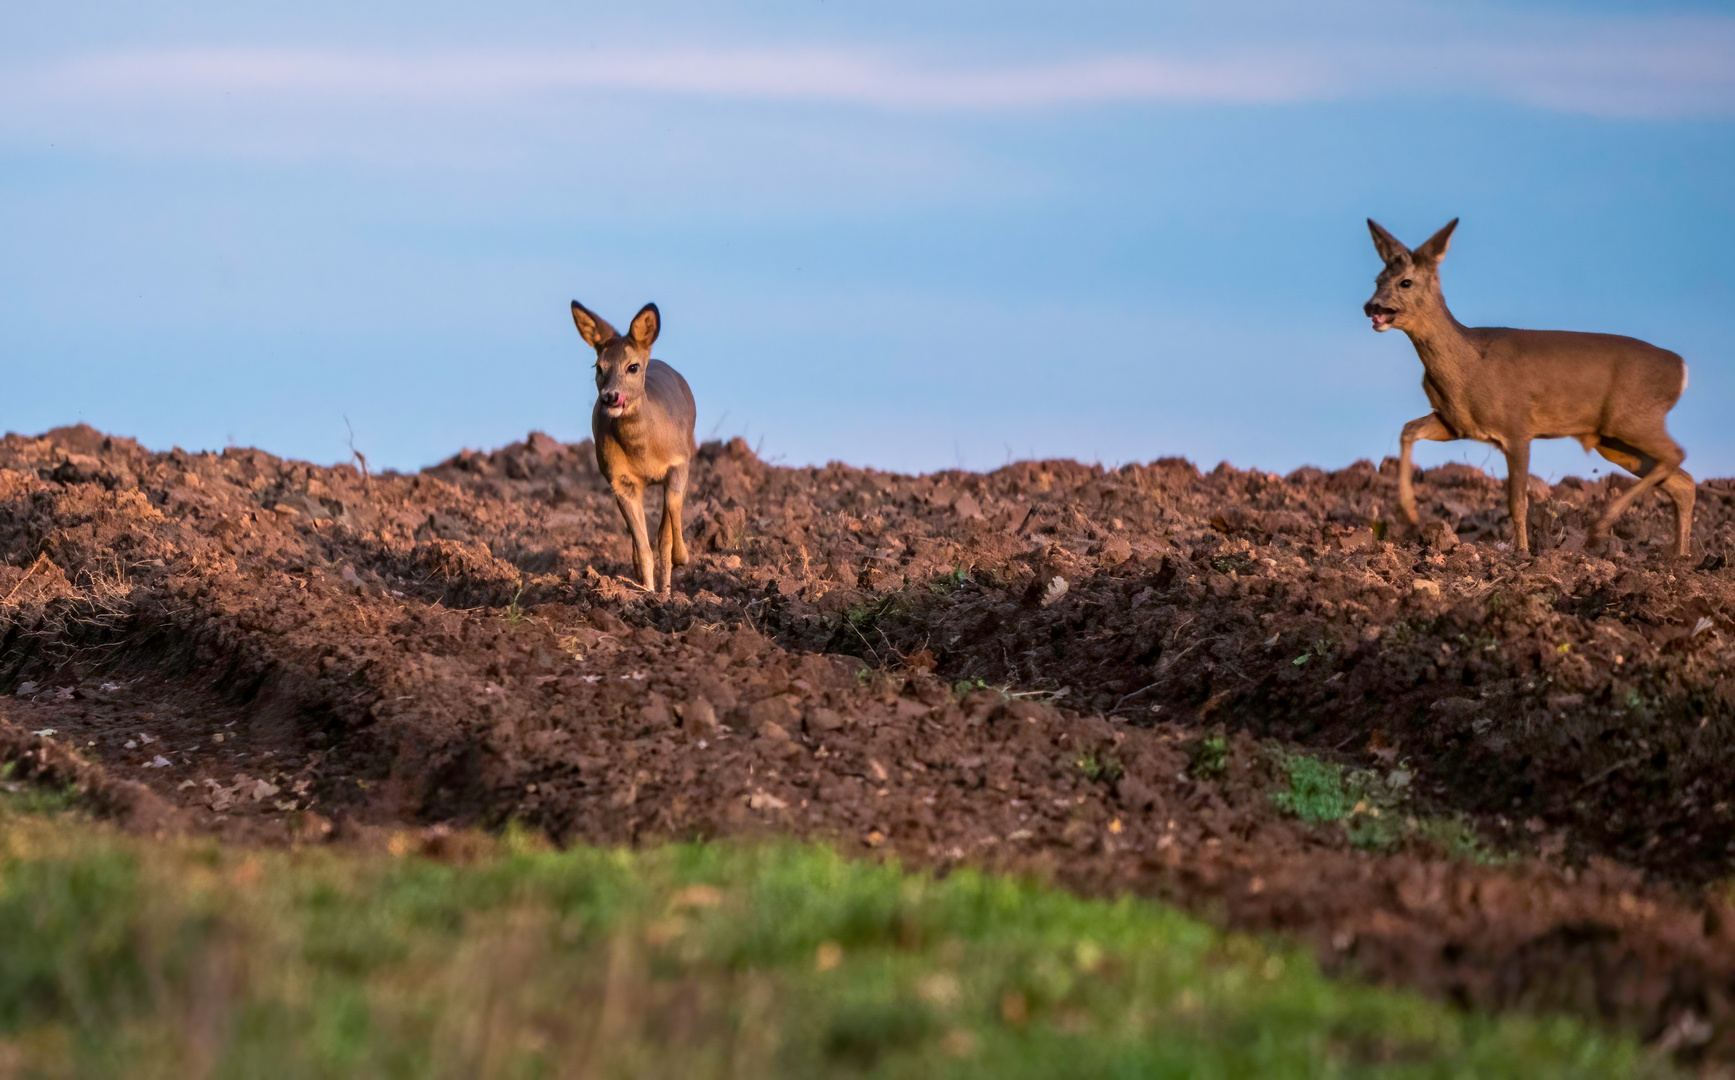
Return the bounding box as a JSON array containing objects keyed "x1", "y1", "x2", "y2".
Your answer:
[
  {"x1": 1268, "y1": 752, "x2": 1501, "y2": 861},
  {"x1": 845, "y1": 594, "x2": 900, "y2": 635},
  {"x1": 929, "y1": 568, "x2": 970, "y2": 596},
  {"x1": 1269, "y1": 753, "x2": 1354, "y2": 823},
  {"x1": 1188, "y1": 736, "x2": 1229, "y2": 782},
  {"x1": 1394, "y1": 814, "x2": 1500, "y2": 863},
  {"x1": 952, "y1": 678, "x2": 994, "y2": 699},
  {"x1": 1292, "y1": 654, "x2": 1310, "y2": 666},
  {"x1": 1074, "y1": 749, "x2": 1123, "y2": 784},
  {"x1": 832, "y1": 594, "x2": 905, "y2": 661},
  {"x1": 502, "y1": 582, "x2": 529, "y2": 626},
  {"x1": 1210, "y1": 551, "x2": 1257, "y2": 575}
]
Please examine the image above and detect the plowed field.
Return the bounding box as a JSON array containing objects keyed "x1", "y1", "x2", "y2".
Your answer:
[{"x1": 5, "y1": 423, "x2": 1735, "y2": 1064}]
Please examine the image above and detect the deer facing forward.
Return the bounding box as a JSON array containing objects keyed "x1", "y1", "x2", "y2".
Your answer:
[
  {"x1": 571, "y1": 300, "x2": 697, "y2": 596},
  {"x1": 1364, "y1": 218, "x2": 1694, "y2": 557}
]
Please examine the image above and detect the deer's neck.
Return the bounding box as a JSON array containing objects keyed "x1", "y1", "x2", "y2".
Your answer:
[
  {"x1": 606, "y1": 406, "x2": 651, "y2": 446},
  {"x1": 1402, "y1": 302, "x2": 1478, "y2": 397}
]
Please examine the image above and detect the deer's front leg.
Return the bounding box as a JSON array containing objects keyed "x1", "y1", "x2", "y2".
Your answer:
[
  {"x1": 652, "y1": 468, "x2": 689, "y2": 600},
  {"x1": 1397, "y1": 413, "x2": 1454, "y2": 525},
  {"x1": 612, "y1": 477, "x2": 655, "y2": 592},
  {"x1": 662, "y1": 461, "x2": 691, "y2": 571},
  {"x1": 1504, "y1": 440, "x2": 1532, "y2": 554}
]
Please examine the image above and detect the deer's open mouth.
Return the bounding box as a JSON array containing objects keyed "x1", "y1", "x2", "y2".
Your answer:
[{"x1": 1368, "y1": 309, "x2": 1397, "y2": 331}]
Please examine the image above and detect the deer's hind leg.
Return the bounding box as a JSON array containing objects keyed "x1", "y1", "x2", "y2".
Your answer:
[
  {"x1": 1397, "y1": 413, "x2": 1456, "y2": 526},
  {"x1": 1590, "y1": 432, "x2": 1689, "y2": 557},
  {"x1": 1662, "y1": 468, "x2": 1696, "y2": 558}
]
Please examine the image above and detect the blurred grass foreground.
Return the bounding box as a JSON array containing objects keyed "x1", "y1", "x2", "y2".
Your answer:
[{"x1": 0, "y1": 799, "x2": 1658, "y2": 1079}]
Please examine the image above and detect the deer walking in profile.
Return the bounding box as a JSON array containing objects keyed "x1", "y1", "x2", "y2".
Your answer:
[
  {"x1": 571, "y1": 300, "x2": 697, "y2": 596},
  {"x1": 1363, "y1": 219, "x2": 1694, "y2": 557}
]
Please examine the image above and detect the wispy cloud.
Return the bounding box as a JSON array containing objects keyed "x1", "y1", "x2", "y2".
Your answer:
[
  {"x1": 10, "y1": 15, "x2": 1735, "y2": 119},
  {"x1": 29, "y1": 47, "x2": 1326, "y2": 110}
]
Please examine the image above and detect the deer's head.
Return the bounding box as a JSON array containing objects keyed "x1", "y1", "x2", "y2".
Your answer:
[
  {"x1": 571, "y1": 301, "x2": 660, "y2": 418},
  {"x1": 1364, "y1": 219, "x2": 1456, "y2": 333}
]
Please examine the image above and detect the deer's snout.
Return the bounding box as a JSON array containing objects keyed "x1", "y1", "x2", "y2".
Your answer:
[
  {"x1": 1364, "y1": 298, "x2": 1398, "y2": 332},
  {"x1": 600, "y1": 390, "x2": 624, "y2": 408}
]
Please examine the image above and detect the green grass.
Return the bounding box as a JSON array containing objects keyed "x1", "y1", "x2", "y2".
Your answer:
[
  {"x1": 0, "y1": 797, "x2": 1658, "y2": 1078},
  {"x1": 0, "y1": 763, "x2": 79, "y2": 816}
]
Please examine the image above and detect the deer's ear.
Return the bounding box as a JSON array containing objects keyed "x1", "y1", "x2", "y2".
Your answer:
[
  {"x1": 1367, "y1": 219, "x2": 1410, "y2": 265},
  {"x1": 628, "y1": 303, "x2": 660, "y2": 350},
  {"x1": 571, "y1": 301, "x2": 616, "y2": 348},
  {"x1": 1412, "y1": 218, "x2": 1458, "y2": 265}
]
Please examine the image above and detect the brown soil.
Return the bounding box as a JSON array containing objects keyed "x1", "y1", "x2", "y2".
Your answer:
[{"x1": 5, "y1": 423, "x2": 1735, "y2": 1063}]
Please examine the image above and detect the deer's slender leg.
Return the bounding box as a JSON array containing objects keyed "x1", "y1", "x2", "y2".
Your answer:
[
  {"x1": 1504, "y1": 440, "x2": 1532, "y2": 553},
  {"x1": 1590, "y1": 432, "x2": 1687, "y2": 556},
  {"x1": 1661, "y1": 469, "x2": 1696, "y2": 558},
  {"x1": 1397, "y1": 413, "x2": 1455, "y2": 525},
  {"x1": 653, "y1": 465, "x2": 690, "y2": 598},
  {"x1": 612, "y1": 476, "x2": 655, "y2": 592},
  {"x1": 664, "y1": 461, "x2": 691, "y2": 568}
]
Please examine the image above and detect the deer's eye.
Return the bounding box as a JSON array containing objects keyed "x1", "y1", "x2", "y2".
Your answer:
[
  {"x1": 627, "y1": 363, "x2": 641, "y2": 374},
  {"x1": 1399, "y1": 279, "x2": 1413, "y2": 288}
]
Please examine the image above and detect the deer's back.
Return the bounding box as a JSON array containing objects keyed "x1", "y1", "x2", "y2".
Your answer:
[
  {"x1": 645, "y1": 359, "x2": 698, "y2": 445},
  {"x1": 1465, "y1": 327, "x2": 1686, "y2": 433}
]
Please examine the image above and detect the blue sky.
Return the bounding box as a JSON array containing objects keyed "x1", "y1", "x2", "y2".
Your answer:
[{"x1": 3, "y1": 1, "x2": 1732, "y2": 479}]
